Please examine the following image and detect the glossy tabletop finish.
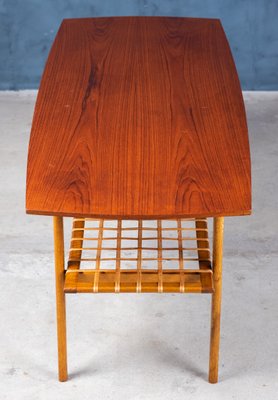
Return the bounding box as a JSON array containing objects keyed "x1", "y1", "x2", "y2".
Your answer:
[{"x1": 26, "y1": 17, "x2": 251, "y2": 219}]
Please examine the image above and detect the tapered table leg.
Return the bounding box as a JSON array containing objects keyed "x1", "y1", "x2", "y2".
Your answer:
[
  {"x1": 53, "y1": 216, "x2": 68, "y2": 382},
  {"x1": 209, "y1": 217, "x2": 224, "y2": 383}
]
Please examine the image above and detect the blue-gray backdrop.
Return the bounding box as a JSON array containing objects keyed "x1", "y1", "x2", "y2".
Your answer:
[{"x1": 0, "y1": 0, "x2": 277, "y2": 90}]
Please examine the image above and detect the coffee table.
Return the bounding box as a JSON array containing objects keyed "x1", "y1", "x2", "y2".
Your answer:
[{"x1": 26, "y1": 16, "x2": 251, "y2": 383}]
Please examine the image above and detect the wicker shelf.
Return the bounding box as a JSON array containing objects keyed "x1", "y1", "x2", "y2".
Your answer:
[{"x1": 64, "y1": 218, "x2": 214, "y2": 294}]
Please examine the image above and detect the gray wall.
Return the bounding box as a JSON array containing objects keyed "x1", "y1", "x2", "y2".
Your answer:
[{"x1": 0, "y1": 0, "x2": 277, "y2": 90}]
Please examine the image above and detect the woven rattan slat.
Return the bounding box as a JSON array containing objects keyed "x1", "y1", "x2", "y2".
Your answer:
[{"x1": 64, "y1": 217, "x2": 213, "y2": 294}]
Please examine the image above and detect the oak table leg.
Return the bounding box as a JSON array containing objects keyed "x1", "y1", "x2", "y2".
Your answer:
[
  {"x1": 209, "y1": 217, "x2": 224, "y2": 383},
  {"x1": 53, "y1": 216, "x2": 68, "y2": 382}
]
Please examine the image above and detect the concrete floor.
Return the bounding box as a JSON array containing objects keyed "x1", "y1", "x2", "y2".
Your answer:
[{"x1": 0, "y1": 91, "x2": 277, "y2": 399}]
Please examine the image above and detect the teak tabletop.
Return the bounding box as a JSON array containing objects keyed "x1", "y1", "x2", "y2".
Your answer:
[{"x1": 26, "y1": 16, "x2": 251, "y2": 219}]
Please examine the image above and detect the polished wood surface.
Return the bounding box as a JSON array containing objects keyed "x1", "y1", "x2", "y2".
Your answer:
[{"x1": 26, "y1": 17, "x2": 251, "y2": 219}]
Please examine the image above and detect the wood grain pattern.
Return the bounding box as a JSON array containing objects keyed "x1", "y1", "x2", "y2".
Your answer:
[{"x1": 26, "y1": 17, "x2": 251, "y2": 219}]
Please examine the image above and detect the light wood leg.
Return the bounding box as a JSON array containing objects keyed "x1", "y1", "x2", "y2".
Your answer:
[
  {"x1": 53, "y1": 216, "x2": 68, "y2": 382},
  {"x1": 209, "y1": 217, "x2": 224, "y2": 383}
]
